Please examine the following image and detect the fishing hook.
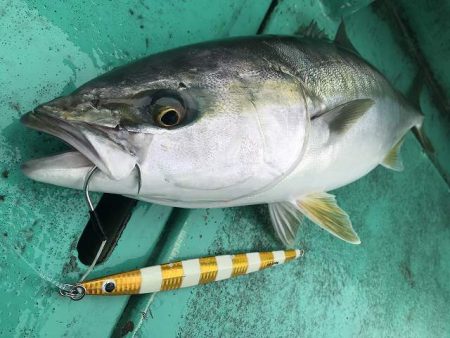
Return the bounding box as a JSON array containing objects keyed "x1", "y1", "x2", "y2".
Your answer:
[
  {"x1": 60, "y1": 166, "x2": 107, "y2": 300},
  {"x1": 83, "y1": 166, "x2": 98, "y2": 212},
  {"x1": 135, "y1": 163, "x2": 142, "y2": 195}
]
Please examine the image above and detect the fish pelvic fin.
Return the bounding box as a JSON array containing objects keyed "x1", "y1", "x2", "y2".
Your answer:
[
  {"x1": 381, "y1": 136, "x2": 405, "y2": 171},
  {"x1": 296, "y1": 193, "x2": 361, "y2": 244},
  {"x1": 314, "y1": 98, "x2": 374, "y2": 134},
  {"x1": 268, "y1": 202, "x2": 304, "y2": 246}
]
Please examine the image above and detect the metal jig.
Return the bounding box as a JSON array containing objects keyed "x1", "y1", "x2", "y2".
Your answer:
[{"x1": 74, "y1": 249, "x2": 305, "y2": 297}]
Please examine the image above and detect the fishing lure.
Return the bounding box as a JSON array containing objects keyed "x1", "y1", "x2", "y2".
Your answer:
[{"x1": 64, "y1": 249, "x2": 304, "y2": 300}]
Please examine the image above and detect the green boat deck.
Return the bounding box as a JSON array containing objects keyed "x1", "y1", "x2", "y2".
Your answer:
[{"x1": 0, "y1": 0, "x2": 449, "y2": 336}]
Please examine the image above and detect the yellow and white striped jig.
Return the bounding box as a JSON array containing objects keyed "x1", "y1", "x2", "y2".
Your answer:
[{"x1": 66, "y1": 249, "x2": 303, "y2": 299}]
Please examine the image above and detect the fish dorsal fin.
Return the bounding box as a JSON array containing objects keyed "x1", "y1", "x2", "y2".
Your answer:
[
  {"x1": 296, "y1": 193, "x2": 361, "y2": 244},
  {"x1": 382, "y1": 137, "x2": 405, "y2": 171},
  {"x1": 268, "y1": 202, "x2": 304, "y2": 246},
  {"x1": 296, "y1": 20, "x2": 327, "y2": 40},
  {"x1": 335, "y1": 20, "x2": 359, "y2": 55},
  {"x1": 315, "y1": 99, "x2": 374, "y2": 134}
]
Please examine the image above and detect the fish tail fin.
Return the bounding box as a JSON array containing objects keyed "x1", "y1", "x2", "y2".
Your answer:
[
  {"x1": 406, "y1": 71, "x2": 435, "y2": 154},
  {"x1": 412, "y1": 125, "x2": 435, "y2": 154},
  {"x1": 407, "y1": 70, "x2": 425, "y2": 111}
]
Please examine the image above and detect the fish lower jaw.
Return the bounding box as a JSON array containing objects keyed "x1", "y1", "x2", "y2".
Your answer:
[
  {"x1": 21, "y1": 151, "x2": 96, "y2": 189},
  {"x1": 21, "y1": 150, "x2": 141, "y2": 195}
]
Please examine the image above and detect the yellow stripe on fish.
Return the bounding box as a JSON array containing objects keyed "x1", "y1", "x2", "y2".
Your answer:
[{"x1": 81, "y1": 249, "x2": 304, "y2": 296}]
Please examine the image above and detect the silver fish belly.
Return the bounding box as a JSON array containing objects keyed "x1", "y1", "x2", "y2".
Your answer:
[{"x1": 20, "y1": 35, "x2": 424, "y2": 245}]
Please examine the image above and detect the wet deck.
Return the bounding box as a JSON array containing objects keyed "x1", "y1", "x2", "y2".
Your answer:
[{"x1": 0, "y1": 0, "x2": 449, "y2": 336}]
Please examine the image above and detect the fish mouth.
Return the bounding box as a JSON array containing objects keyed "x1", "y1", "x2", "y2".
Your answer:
[{"x1": 21, "y1": 107, "x2": 138, "y2": 183}]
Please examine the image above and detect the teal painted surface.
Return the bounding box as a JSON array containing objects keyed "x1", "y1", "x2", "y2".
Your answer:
[{"x1": 0, "y1": 0, "x2": 449, "y2": 337}]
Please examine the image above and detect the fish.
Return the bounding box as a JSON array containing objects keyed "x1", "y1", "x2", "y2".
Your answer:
[
  {"x1": 20, "y1": 25, "x2": 425, "y2": 245},
  {"x1": 68, "y1": 249, "x2": 303, "y2": 299}
]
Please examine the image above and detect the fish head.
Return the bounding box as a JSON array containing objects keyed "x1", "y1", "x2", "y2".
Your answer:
[{"x1": 21, "y1": 38, "x2": 309, "y2": 203}]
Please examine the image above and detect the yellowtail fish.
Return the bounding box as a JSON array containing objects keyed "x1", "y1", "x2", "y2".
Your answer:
[
  {"x1": 70, "y1": 249, "x2": 303, "y2": 298},
  {"x1": 21, "y1": 25, "x2": 428, "y2": 245}
]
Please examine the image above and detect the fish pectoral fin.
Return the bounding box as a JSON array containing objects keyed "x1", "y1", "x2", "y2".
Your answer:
[
  {"x1": 316, "y1": 99, "x2": 374, "y2": 134},
  {"x1": 296, "y1": 193, "x2": 361, "y2": 244},
  {"x1": 268, "y1": 202, "x2": 304, "y2": 246},
  {"x1": 381, "y1": 136, "x2": 405, "y2": 171}
]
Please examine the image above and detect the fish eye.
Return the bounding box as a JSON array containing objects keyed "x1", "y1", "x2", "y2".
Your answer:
[
  {"x1": 102, "y1": 279, "x2": 116, "y2": 293},
  {"x1": 155, "y1": 107, "x2": 183, "y2": 127},
  {"x1": 150, "y1": 95, "x2": 186, "y2": 128}
]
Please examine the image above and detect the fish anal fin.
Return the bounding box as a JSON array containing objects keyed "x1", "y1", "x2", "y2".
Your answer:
[
  {"x1": 268, "y1": 202, "x2": 304, "y2": 246},
  {"x1": 314, "y1": 98, "x2": 374, "y2": 134},
  {"x1": 296, "y1": 193, "x2": 361, "y2": 244},
  {"x1": 382, "y1": 137, "x2": 405, "y2": 171}
]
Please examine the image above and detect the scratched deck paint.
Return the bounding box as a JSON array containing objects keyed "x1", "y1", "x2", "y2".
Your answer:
[{"x1": 0, "y1": 0, "x2": 449, "y2": 337}]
